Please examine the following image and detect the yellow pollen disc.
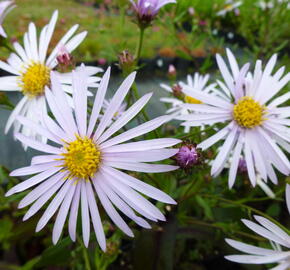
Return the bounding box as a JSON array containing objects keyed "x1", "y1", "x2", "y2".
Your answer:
[
  {"x1": 61, "y1": 136, "x2": 101, "y2": 180},
  {"x1": 225, "y1": 4, "x2": 233, "y2": 10},
  {"x1": 19, "y1": 62, "x2": 50, "y2": 98},
  {"x1": 184, "y1": 95, "x2": 203, "y2": 104},
  {"x1": 233, "y1": 97, "x2": 265, "y2": 128}
]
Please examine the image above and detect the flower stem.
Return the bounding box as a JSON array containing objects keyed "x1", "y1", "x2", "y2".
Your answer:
[
  {"x1": 135, "y1": 27, "x2": 145, "y2": 62},
  {"x1": 77, "y1": 235, "x2": 92, "y2": 270}
]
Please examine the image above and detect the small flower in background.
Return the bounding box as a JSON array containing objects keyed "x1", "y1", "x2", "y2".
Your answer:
[
  {"x1": 56, "y1": 44, "x2": 73, "y2": 70},
  {"x1": 257, "y1": 0, "x2": 274, "y2": 10},
  {"x1": 0, "y1": 0, "x2": 15, "y2": 38},
  {"x1": 167, "y1": 64, "x2": 176, "y2": 80},
  {"x1": 188, "y1": 7, "x2": 195, "y2": 16},
  {"x1": 102, "y1": 98, "x2": 127, "y2": 123},
  {"x1": 160, "y1": 73, "x2": 218, "y2": 132},
  {"x1": 98, "y1": 58, "x2": 107, "y2": 66},
  {"x1": 225, "y1": 215, "x2": 290, "y2": 269},
  {"x1": 5, "y1": 66, "x2": 180, "y2": 250},
  {"x1": 178, "y1": 49, "x2": 290, "y2": 188},
  {"x1": 217, "y1": 0, "x2": 242, "y2": 17},
  {"x1": 0, "y1": 10, "x2": 102, "y2": 146},
  {"x1": 174, "y1": 142, "x2": 203, "y2": 169},
  {"x1": 130, "y1": 0, "x2": 176, "y2": 28}
]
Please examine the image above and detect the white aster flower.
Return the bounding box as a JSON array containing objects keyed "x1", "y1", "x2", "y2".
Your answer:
[
  {"x1": 160, "y1": 73, "x2": 218, "y2": 132},
  {"x1": 217, "y1": 0, "x2": 242, "y2": 16},
  {"x1": 102, "y1": 98, "x2": 127, "y2": 123},
  {"x1": 0, "y1": 0, "x2": 15, "y2": 38},
  {"x1": 178, "y1": 48, "x2": 290, "y2": 188},
  {"x1": 225, "y1": 215, "x2": 290, "y2": 270},
  {"x1": 0, "y1": 10, "x2": 102, "y2": 145},
  {"x1": 5, "y1": 66, "x2": 179, "y2": 250}
]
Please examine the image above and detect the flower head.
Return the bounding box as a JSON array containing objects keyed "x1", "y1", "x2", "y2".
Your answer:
[
  {"x1": 0, "y1": 1, "x2": 15, "y2": 38},
  {"x1": 217, "y1": 0, "x2": 242, "y2": 16},
  {"x1": 174, "y1": 142, "x2": 202, "y2": 169},
  {"x1": 160, "y1": 72, "x2": 218, "y2": 132},
  {"x1": 5, "y1": 66, "x2": 180, "y2": 250},
  {"x1": 226, "y1": 215, "x2": 290, "y2": 269},
  {"x1": 130, "y1": 0, "x2": 176, "y2": 28},
  {"x1": 0, "y1": 10, "x2": 102, "y2": 146},
  {"x1": 178, "y1": 49, "x2": 290, "y2": 188}
]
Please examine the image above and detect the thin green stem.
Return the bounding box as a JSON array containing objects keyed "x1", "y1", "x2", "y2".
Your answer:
[
  {"x1": 203, "y1": 194, "x2": 290, "y2": 234},
  {"x1": 77, "y1": 235, "x2": 92, "y2": 270},
  {"x1": 135, "y1": 27, "x2": 145, "y2": 62}
]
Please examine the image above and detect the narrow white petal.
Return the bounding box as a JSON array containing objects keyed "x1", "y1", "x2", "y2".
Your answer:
[
  {"x1": 93, "y1": 178, "x2": 133, "y2": 237},
  {"x1": 52, "y1": 183, "x2": 76, "y2": 244},
  {"x1": 87, "y1": 67, "x2": 111, "y2": 137},
  {"x1": 102, "y1": 166, "x2": 176, "y2": 204},
  {"x1": 68, "y1": 183, "x2": 81, "y2": 242},
  {"x1": 85, "y1": 180, "x2": 106, "y2": 251},
  {"x1": 36, "y1": 180, "x2": 72, "y2": 232},
  {"x1": 6, "y1": 167, "x2": 61, "y2": 196},
  {"x1": 94, "y1": 72, "x2": 136, "y2": 140},
  {"x1": 100, "y1": 115, "x2": 171, "y2": 149},
  {"x1": 98, "y1": 93, "x2": 152, "y2": 144}
]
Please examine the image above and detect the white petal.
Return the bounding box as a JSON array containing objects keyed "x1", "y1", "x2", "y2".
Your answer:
[
  {"x1": 68, "y1": 183, "x2": 81, "y2": 242},
  {"x1": 52, "y1": 183, "x2": 76, "y2": 244},
  {"x1": 85, "y1": 180, "x2": 106, "y2": 251},
  {"x1": 87, "y1": 67, "x2": 111, "y2": 137},
  {"x1": 94, "y1": 71, "x2": 136, "y2": 140},
  {"x1": 103, "y1": 138, "x2": 181, "y2": 153}
]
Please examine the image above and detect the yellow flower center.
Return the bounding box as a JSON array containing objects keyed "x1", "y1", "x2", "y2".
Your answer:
[
  {"x1": 61, "y1": 136, "x2": 101, "y2": 180},
  {"x1": 184, "y1": 95, "x2": 203, "y2": 104},
  {"x1": 225, "y1": 4, "x2": 233, "y2": 10},
  {"x1": 233, "y1": 97, "x2": 265, "y2": 128},
  {"x1": 19, "y1": 62, "x2": 50, "y2": 98}
]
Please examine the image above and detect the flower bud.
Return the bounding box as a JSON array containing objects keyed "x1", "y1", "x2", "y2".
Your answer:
[
  {"x1": 118, "y1": 50, "x2": 135, "y2": 74},
  {"x1": 56, "y1": 45, "x2": 73, "y2": 71},
  {"x1": 174, "y1": 142, "x2": 202, "y2": 169},
  {"x1": 171, "y1": 84, "x2": 183, "y2": 99},
  {"x1": 168, "y1": 64, "x2": 176, "y2": 80}
]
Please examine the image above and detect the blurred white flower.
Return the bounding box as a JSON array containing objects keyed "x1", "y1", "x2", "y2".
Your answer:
[
  {"x1": 0, "y1": 10, "x2": 102, "y2": 146},
  {"x1": 0, "y1": 1, "x2": 15, "y2": 38},
  {"x1": 226, "y1": 215, "x2": 290, "y2": 270},
  {"x1": 217, "y1": 0, "x2": 242, "y2": 16},
  {"x1": 160, "y1": 73, "x2": 218, "y2": 132},
  {"x1": 178, "y1": 49, "x2": 290, "y2": 188}
]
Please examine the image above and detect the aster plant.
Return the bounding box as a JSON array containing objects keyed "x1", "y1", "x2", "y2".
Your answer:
[
  {"x1": 226, "y1": 215, "x2": 290, "y2": 270},
  {"x1": 5, "y1": 66, "x2": 180, "y2": 249},
  {"x1": 0, "y1": 10, "x2": 102, "y2": 145},
  {"x1": 0, "y1": 0, "x2": 15, "y2": 38},
  {"x1": 178, "y1": 49, "x2": 290, "y2": 188}
]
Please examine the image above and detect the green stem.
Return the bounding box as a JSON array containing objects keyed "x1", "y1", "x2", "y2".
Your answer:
[
  {"x1": 203, "y1": 194, "x2": 290, "y2": 234},
  {"x1": 135, "y1": 27, "x2": 145, "y2": 62},
  {"x1": 174, "y1": 126, "x2": 214, "y2": 139},
  {"x1": 77, "y1": 235, "x2": 92, "y2": 270}
]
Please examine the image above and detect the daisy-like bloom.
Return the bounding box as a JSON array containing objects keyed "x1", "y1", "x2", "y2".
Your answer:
[
  {"x1": 178, "y1": 49, "x2": 290, "y2": 188},
  {"x1": 225, "y1": 215, "x2": 290, "y2": 270},
  {"x1": 0, "y1": 1, "x2": 15, "y2": 38},
  {"x1": 5, "y1": 66, "x2": 180, "y2": 250},
  {"x1": 130, "y1": 0, "x2": 176, "y2": 27},
  {"x1": 160, "y1": 73, "x2": 218, "y2": 132},
  {"x1": 0, "y1": 10, "x2": 102, "y2": 144},
  {"x1": 102, "y1": 99, "x2": 127, "y2": 123},
  {"x1": 217, "y1": 0, "x2": 241, "y2": 16}
]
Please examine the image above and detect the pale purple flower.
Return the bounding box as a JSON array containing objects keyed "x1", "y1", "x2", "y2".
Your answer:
[
  {"x1": 130, "y1": 0, "x2": 176, "y2": 25},
  {"x1": 0, "y1": 10, "x2": 102, "y2": 146},
  {"x1": 226, "y1": 215, "x2": 290, "y2": 270},
  {"x1": 0, "y1": 1, "x2": 15, "y2": 38},
  {"x1": 5, "y1": 66, "x2": 179, "y2": 250},
  {"x1": 178, "y1": 49, "x2": 290, "y2": 188}
]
